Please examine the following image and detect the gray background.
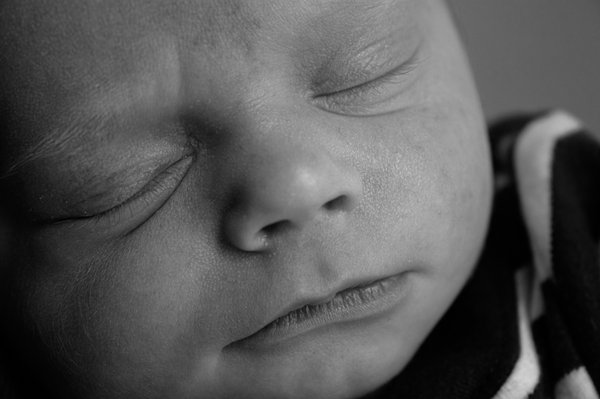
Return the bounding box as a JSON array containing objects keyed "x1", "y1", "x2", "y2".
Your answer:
[{"x1": 452, "y1": 0, "x2": 600, "y2": 133}]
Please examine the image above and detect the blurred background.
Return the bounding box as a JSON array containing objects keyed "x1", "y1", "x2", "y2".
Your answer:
[{"x1": 452, "y1": 0, "x2": 600, "y2": 133}]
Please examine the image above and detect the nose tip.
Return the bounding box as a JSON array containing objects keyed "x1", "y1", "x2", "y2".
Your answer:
[{"x1": 224, "y1": 159, "x2": 362, "y2": 252}]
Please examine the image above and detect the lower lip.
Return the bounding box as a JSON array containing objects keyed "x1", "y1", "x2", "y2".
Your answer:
[{"x1": 233, "y1": 272, "x2": 412, "y2": 348}]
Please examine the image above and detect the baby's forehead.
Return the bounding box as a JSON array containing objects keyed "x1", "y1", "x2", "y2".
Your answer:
[
  {"x1": 0, "y1": 0, "x2": 416, "y2": 88},
  {"x1": 0, "y1": 0, "x2": 416, "y2": 178},
  {"x1": 0, "y1": 0, "x2": 414, "y2": 69}
]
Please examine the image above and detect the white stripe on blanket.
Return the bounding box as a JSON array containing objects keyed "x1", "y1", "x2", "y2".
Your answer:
[
  {"x1": 514, "y1": 111, "x2": 581, "y2": 320},
  {"x1": 492, "y1": 269, "x2": 540, "y2": 399},
  {"x1": 555, "y1": 367, "x2": 599, "y2": 399}
]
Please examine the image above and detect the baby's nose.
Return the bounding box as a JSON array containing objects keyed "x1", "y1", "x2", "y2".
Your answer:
[{"x1": 223, "y1": 146, "x2": 362, "y2": 252}]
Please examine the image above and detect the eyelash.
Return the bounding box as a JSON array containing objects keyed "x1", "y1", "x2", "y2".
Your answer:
[
  {"x1": 60, "y1": 155, "x2": 194, "y2": 235},
  {"x1": 314, "y1": 47, "x2": 423, "y2": 115}
]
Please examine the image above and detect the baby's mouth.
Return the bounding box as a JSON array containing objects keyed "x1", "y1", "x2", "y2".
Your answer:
[{"x1": 231, "y1": 272, "x2": 412, "y2": 348}]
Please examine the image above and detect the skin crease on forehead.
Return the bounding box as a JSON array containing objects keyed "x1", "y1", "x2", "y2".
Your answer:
[{"x1": 0, "y1": 0, "x2": 492, "y2": 398}]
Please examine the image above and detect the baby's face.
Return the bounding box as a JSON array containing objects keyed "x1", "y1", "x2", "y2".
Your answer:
[{"x1": 0, "y1": 0, "x2": 492, "y2": 398}]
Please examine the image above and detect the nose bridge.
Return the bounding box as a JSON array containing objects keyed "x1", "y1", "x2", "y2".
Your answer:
[{"x1": 222, "y1": 108, "x2": 363, "y2": 252}]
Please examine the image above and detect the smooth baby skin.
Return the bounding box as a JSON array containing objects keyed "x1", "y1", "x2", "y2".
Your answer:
[{"x1": 0, "y1": 0, "x2": 492, "y2": 398}]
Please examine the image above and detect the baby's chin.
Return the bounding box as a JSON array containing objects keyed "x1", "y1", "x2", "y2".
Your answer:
[
  {"x1": 179, "y1": 348, "x2": 405, "y2": 399},
  {"x1": 173, "y1": 295, "x2": 433, "y2": 399}
]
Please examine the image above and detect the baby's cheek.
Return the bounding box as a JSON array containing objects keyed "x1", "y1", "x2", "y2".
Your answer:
[
  {"x1": 446, "y1": 113, "x2": 492, "y2": 237},
  {"x1": 8, "y1": 238, "x2": 121, "y2": 394},
  {"x1": 389, "y1": 102, "x2": 490, "y2": 273},
  {"x1": 428, "y1": 111, "x2": 491, "y2": 280},
  {"x1": 10, "y1": 229, "x2": 209, "y2": 397}
]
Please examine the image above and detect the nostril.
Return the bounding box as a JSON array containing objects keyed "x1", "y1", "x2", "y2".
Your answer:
[
  {"x1": 323, "y1": 195, "x2": 350, "y2": 212},
  {"x1": 260, "y1": 220, "x2": 292, "y2": 236}
]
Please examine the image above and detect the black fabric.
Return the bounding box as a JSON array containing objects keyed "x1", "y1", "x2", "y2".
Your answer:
[
  {"x1": 532, "y1": 288, "x2": 583, "y2": 388},
  {"x1": 551, "y1": 132, "x2": 600, "y2": 388}
]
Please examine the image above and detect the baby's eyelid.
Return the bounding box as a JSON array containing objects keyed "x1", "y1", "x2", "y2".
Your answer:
[
  {"x1": 50, "y1": 155, "x2": 194, "y2": 233},
  {"x1": 312, "y1": 45, "x2": 424, "y2": 115},
  {"x1": 319, "y1": 52, "x2": 419, "y2": 97},
  {"x1": 319, "y1": 50, "x2": 422, "y2": 98}
]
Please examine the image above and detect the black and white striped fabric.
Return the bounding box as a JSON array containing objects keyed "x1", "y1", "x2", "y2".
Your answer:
[{"x1": 369, "y1": 111, "x2": 600, "y2": 399}]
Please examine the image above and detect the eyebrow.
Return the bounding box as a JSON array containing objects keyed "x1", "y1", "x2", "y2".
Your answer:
[{"x1": 1, "y1": 111, "x2": 112, "y2": 180}]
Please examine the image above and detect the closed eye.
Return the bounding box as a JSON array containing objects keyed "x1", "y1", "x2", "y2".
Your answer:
[
  {"x1": 47, "y1": 154, "x2": 194, "y2": 236},
  {"x1": 313, "y1": 45, "x2": 424, "y2": 116}
]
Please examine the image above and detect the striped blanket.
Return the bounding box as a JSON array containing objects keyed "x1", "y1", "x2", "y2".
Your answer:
[{"x1": 369, "y1": 111, "x2": 600, "y2": 399}]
